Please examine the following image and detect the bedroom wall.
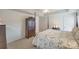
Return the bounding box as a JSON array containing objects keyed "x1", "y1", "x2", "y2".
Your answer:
[
  {"x1": 0, "y1": 9, "x2": 39, "y2": 43},
  {"x1": 39, "y1": 16, "x2": 48, "y2": 32},
  {"x1": 49, "y1": 12, "x2": 75, "y2": 31},
  {"x1": 49, "y1": 14, "x2": 63, "y2": 29}
]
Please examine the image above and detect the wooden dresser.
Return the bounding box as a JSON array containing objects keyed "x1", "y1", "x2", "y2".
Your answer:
[
  {"x1": 25, "y1": 17, "x2": 36, "y2": 38},
  {"x1": 0, "y1": 25, "x2": 7, "y2": 49}
]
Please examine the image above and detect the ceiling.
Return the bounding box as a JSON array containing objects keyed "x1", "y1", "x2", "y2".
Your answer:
[
  {"x1": 19, "y1": 9, "x2": 62, "y2": 15},
  {"x1": 11, "y1": 9, "x2": 63, "y2": 16},
  {"x1": 11, "y1": 9, "x2": 79, "y2": 16}
]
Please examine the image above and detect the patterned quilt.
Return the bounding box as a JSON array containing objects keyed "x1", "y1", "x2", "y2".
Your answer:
[{"x1": 32, "y1": 29, "x2": 79, "y2": 49}]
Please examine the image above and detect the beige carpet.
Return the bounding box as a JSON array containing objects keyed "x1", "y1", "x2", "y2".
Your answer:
[{"x1": 7, "y1": 37, "x2": 35, "y2": 49}]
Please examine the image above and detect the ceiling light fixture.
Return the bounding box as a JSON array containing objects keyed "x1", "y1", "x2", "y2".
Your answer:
[{"x1": 43, "y1": 9, "x2": 49, "y2": 13}]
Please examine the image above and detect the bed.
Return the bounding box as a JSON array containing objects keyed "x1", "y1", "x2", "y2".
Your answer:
[{"x1": 32, "y1": 28, "x2": 79, "y2": 49}]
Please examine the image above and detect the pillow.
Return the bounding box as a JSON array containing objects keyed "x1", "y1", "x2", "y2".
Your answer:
[{"x1": 72, "y1": 27, "x2": 79, "y2": 35}]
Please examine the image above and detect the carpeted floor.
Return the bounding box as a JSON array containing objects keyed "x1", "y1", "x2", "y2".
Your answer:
[{"x1": 7, "y1": 37, "x2": 35, "y2": 49}]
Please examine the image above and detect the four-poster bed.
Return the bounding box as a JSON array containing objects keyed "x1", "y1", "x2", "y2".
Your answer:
[{"x1": 32, "y1": 10, "x2": 79, "y2": 49}]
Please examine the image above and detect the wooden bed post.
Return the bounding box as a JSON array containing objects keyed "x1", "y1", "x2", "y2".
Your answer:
[
  {"x1": 75, "y1": 12, "x2": 78, "y2": 28},
  {"x1": 47, "y1": 15, "x2": 49, "y2": 29}
]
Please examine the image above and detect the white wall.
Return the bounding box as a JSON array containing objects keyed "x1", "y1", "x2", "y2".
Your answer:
[
  {"x1": 36, "y1": 11, "x2": 76, "y2": 32},
  {"x1": 49, "y1": 12, "x2": 75, "y2": 31},
  {"x1": 63, "y1": 13, "x2": 74, "y2": 31},
  {"x1": 49, "y1": 14, "x2": 63, "y2": 29},
  {"x1": 0, "y1": 9, "x2": 36, "y2": 43},
  {"x1": 39, "y1": 16, "x2": 48, "y2": 32}
]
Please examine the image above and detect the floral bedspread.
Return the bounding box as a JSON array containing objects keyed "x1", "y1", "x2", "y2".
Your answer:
[{"x1": 32, "y1": 29, "x2": 79, "y2": 49}]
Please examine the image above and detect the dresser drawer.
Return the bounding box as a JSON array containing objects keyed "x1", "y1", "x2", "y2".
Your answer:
[
  {"x1": 0, "y1": 41, "x2": 7, "y2": 49},
  {"x1": 0, "y1": 33, "x2": 6, "y2": 42},
  {"x1": 0, "y1": 25, "x2": 7, "y2": 49}
]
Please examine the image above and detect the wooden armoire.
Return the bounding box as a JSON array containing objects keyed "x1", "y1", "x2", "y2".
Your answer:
[
  {"x1": 0, "y1": 25, "x2": 7, "y2": 49},
  {"x1": 25, "y1": 17, "x2": 36, "y2": 38}
]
